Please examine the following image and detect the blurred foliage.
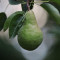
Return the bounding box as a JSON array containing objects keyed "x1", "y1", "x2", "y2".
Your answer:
[
  {"x1": 44, "y1": 25, "x2": 60, "y2": 60},
  {"x1": 42, "y1": 0, "x2": 60, "y2": 12},
  {"x1": 41, "y1": 3, "x2": 60, "y2": 25},
  {"x1": 49, "y1": 2, "x2": 60, "y2": 12},
  {"x1": 0, "y1": 37, "x2": 26, "y2": 60}
]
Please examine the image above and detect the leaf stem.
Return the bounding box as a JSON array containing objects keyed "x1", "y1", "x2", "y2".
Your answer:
[{"x1": 21, "y1": 1, "x2": 49, "y2": 5}]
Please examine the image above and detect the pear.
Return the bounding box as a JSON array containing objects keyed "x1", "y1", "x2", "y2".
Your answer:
[{"x1": 18, "y1": 10, "x2": 43, "y2": 51}]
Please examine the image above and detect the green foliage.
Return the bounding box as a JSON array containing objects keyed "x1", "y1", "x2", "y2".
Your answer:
[
  {"x1": 18, "y1": 10, "x2": 43, "y2": 51},
  {"x1": 9, "y1": 13, "x2": 25, "y2": 38},
  {"x1": 0, "y1": 37, "x2": 26, "y2": 60},
  {"x1": 44, "y1": 26, "x2": 60, "y2": 60},
  {"x1": 0, "y1": 12, "x2": 7, "y2": 31},
  {"x1": 41, "y1": 3, "x2": 60, "y2": 25},
  {"x1": 9, "y1": 0, "x2": 34, "y2": 12},
  {"x1": 42, "y1": 0, "x2": 60, "y2": 5},
  {"x1": 50, "y1": 0, "x2": 60, "y2": 5},
  {"x1": 49, "y1": 2, "x2": 60, "y2": 12},
  {"x1": 4, "y1": 11, "x2": 25, "y2": 31}
]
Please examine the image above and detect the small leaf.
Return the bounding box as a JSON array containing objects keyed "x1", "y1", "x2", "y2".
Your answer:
[
  {"x1": 3, "y1": 11, "x2": 25, "y2": 31},
  {"x1": 9, "y1": 13, "x2": 25, "y2": 38},
  {"x1": 0, "y1": 12, "x2": 7, "y2": 31}
]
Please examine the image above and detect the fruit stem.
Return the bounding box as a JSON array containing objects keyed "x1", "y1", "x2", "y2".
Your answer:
[{"x1": 27, "y1": 0, "x2": 30, "y2": 11}]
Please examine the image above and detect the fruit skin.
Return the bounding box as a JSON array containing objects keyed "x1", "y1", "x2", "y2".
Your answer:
[{"x1": 18, "y1": 10, "x2": 43, "y2": 51}]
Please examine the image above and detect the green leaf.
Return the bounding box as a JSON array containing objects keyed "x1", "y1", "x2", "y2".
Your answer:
[
  {"x1": 41, "y1": 3, "x2": 60, "y2": 25},
  {"x1": 49, "y1": 2, "x2": 60, "y2": 12},
  {"x1": 3, "y1": 11, "x2": 25, "y2": 31},
  {"x1": 9, "y1": 12, "x2": 25, "y2": 38},
  {"x1": 0, "y1": 12, "x2": 7, "y2": 31},
  {"x1": 50, "y1": 0, "x2": 60, "y2": 5},
  {"x1": 9, "y1": 0, "x2": 23, "y2": 5}
]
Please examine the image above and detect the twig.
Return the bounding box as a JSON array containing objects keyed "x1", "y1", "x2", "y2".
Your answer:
[
  {"x1": 21, "y1": 1, "x2": 49, "y2": 4},
  {"x1": 27, "y1": 0, "x2": 30, "y2": 11}
]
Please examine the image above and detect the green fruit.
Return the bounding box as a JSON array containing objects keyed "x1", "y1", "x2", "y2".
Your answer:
[{"x1": 18, "y1": 10, "x2": 43, "y2": 51}]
